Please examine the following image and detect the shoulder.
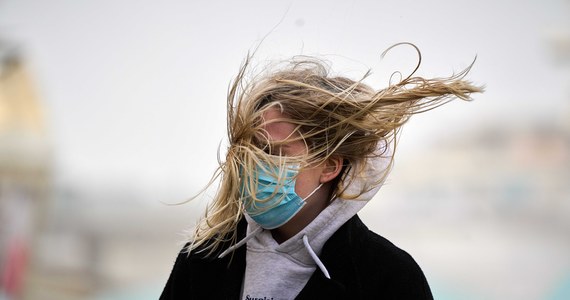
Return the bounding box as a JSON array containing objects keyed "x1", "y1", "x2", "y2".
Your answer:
[
  {"x1": 167, "y1": 217, "x2": 249, "y2": 269},
  {"x1": 358, "y1": 221, "x2": 424, "y2": 273},
  {"x1": 159, "y1": 218, "x2": 248, "y2": 299},
  {"x1": 324, "y1": 215, "x2": 433, "y2": 299},
  {"x1": 366, "y1": 230, "x2": 428, "y2": 280},
  {"x1": 160, "y1": 243, "x2": 230, "y2": 299}
]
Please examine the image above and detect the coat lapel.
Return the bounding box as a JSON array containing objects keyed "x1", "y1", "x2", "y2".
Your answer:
[
  {"x1": 296, "y1": 215, "x2": 364, "y2": 299},
  {"x1": 215, "y1": 219, "x2": 248, "y2": 299},
  {"x1": 213, "y1": 215, "x2": 367, "y2": 299},
  {"x1": 220, "y1": 244, "x2": 246, "y2": 299}
]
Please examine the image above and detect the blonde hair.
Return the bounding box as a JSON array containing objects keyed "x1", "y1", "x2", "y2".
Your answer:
[{"x1": 188, "y1": 46, "x2": 483, "y2": 255}]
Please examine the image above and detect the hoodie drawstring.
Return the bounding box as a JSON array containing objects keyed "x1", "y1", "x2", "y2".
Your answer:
[
  {"x1": 302, "y1": 235, "x2": 330, "y2": 279},
  {"x1": 218, "y1": 227, "x2": 331, "y2": 280},
  {"x1": 218, "y1": 226, "x2": 263, "y2": 259}
]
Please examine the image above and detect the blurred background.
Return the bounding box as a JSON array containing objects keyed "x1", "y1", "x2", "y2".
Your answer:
[{"x1": 0, "y1": 0, "x2": 569, "y2": 299}]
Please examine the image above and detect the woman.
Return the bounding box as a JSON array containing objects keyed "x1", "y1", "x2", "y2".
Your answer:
[{"x1": 160, "y1": 47, "x2": 482, "y2": 299}]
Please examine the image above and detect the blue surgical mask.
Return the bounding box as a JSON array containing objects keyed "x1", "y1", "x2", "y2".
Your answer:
[{"x1": 241, "y1": 162, "x2": 323, "y2": 230}]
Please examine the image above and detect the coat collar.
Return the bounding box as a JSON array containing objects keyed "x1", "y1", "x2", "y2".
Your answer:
[
  {"x1": 295, "y1": 215, "x2": 367, "y2": 299},
  {"x1": 219, "y1": 218, "x2": 249, "y2": 298},
  {"x1": 221, "y1": 214, "x2": 367, "y2": 299}
]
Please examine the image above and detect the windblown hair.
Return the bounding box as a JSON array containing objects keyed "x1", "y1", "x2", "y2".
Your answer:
[{"x1": 188, "y1": 46, "x2": 483, "y2": 255}]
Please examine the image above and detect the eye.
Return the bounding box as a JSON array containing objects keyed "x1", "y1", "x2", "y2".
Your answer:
[
  {"x1": 252, "y1": 138, "x2": 269, "y2": 153},
  {"x1": 255, "y1": 143, "x2": 276, "y2": 156},
  {"x1": 262, "y1": 144, "x2": 285, "y2": 157}
]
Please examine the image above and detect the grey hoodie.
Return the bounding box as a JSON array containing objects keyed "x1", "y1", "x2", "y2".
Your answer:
[{"x1": 219, "y1": 143, "x2": 391, "y2": 300}]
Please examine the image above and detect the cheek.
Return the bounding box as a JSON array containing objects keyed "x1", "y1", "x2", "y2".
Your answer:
[{"x1": 294, "y1": 167, "x2": 322, "y2": 198}]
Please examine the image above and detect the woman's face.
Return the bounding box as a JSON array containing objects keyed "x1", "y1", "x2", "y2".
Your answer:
[
  {"x1": 260, "y1": 107, "x2": 325, "y2": 199},
  {"x1": 255, "y1": 106, "x2": 343, "y2": 239}
]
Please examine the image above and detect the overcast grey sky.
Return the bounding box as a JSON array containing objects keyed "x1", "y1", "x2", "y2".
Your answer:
[{"x1": 1, "y1": 0, "x2": 568, "y2": 195}]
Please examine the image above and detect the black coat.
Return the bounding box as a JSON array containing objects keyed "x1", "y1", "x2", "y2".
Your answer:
[{"x1": 160, "y1": 215, "x2": 433, "y2": 299}]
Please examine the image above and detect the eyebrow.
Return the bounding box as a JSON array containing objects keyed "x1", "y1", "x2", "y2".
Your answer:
[{"x1": 261, "y1": 143, "x2": 293, "y2": 157}]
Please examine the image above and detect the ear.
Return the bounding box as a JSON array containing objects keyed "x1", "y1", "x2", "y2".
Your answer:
[{"x1": 319, "y1": 156, "x2": 343, "y2": 184}]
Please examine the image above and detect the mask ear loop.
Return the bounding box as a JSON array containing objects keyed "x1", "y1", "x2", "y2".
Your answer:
[{"x1": 302, "y1": 183, "x2": 323, "y2": 201}]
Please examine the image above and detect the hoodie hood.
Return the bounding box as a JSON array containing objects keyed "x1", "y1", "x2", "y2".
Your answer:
[{"x1": 220, "y1": 142, "x2": 392, "y2": 300}]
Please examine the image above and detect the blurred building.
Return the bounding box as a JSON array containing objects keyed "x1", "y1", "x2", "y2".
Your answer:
[
  {"x1": 0, "y1": 43, "x2": 52, "y2": 299},
  {"x1": 396, "y1": 119, "x2": 570, "y2": 225},
  {"x1": 0, "y1": 44, "x2": 199, "y2": 299},
  {"x1": 367, "y1": 115, "x2": 570, "y2": 299}
]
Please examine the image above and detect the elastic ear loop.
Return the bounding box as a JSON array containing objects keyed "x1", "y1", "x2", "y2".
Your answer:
[{"x1": 303, "y1": 183, "x2": 323, "y2": 201}]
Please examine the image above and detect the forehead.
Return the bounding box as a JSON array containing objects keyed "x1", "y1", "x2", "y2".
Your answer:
[
  {"x1": 261, "y1": 107, "x2": 300, "y2": 142},
  {"x1": 258, "y1": 107, "x2": 308, "y2": 157}
]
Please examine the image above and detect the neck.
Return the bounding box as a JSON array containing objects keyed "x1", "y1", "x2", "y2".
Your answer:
[{"x1": 270, "y1": 183, "x2": 332, "y2": 243}]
